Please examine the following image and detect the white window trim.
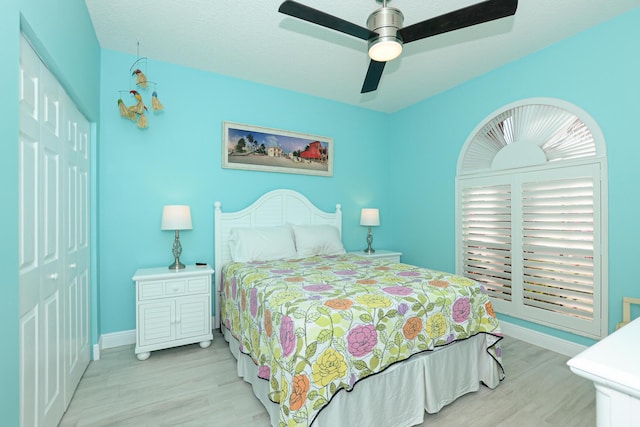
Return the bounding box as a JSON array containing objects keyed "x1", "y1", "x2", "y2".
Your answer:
[{"x1": 455, "y1": 98, "x2": 609, "y2": 339}]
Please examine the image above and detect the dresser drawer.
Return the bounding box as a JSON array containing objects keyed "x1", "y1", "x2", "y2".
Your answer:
[
  {"x1": 138, "y1": 277, "x2": 209, "y2": 301},
  {"x1": 138, "y1": 280, "x2": 168, "y2": 300},
  {"x1": 139, "y1": 279, "x2": 186, "y2": 300},
  {"x1": 165, "y1": 279, "x2": 187, "y2": 296},
  {"x1": 187, "y1": 277, "x2": 208, "y2": 294}
]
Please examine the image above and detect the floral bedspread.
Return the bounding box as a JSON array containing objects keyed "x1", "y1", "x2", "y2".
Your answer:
[{"x1": 221, "y1": 254, "x2": 503, "y2": 427}]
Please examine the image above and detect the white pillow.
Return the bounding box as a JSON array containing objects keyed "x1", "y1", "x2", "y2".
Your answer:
[
  {"x1": 292, "y1": 224, "x2": 346, "y2": 258},
  {"x1": 228, "y1": 226, "x2": 297, "y2": 262}
]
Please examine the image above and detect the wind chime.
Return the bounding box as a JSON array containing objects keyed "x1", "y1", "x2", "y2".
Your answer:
[{"x1": 117, "y1": 42, "x2": 164, "y2": 129}]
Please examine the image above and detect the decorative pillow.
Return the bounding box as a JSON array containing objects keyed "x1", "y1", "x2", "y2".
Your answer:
[
  {"x1": 292, "y1": 224, "x2": 346, "y2": 258},
  {"x1": 228, "y1": 226, "x2": 297, "y2": 262}
]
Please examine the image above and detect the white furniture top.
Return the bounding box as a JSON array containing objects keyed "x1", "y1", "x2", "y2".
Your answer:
[
  {"x1": 351, "y1": 250, "x2": 402, "y2": 258},
  {"x1": 133, "y1": 265, "x2": 213, "y2": 281},
  {"x1": 567, "y1": 316, "x2": 640, "y2": 399}
]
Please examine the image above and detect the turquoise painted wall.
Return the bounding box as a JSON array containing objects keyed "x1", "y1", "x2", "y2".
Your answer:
[
  {"x1": 0, "y1": 0, "x2": 100, "y2": 423},
  {"x1": 389, "y1": 7, "x2": 640, "y2": 343},
  {"x1": 4, "y1": 1, "x2": 640, "y2": 422},
  {"x1": 0, "y1": 2, "x2": 20, "y2": 424},
  {"x1": 97, "y1": 49, "x2": 393, "y2": 334}
]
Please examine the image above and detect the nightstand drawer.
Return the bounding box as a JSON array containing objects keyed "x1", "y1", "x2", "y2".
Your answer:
[
  {"x1": 165, "y1": 279, "x2": 187, "y2": 296},
  {"x1": 187, "y1": 277, "x2": 208, "y2": 294},
  {"x1": 139, "y1": 278, "x2": 208, "y2": 300},
  {"x1": 139, "y1": 280, "x2": 167, "y2": 300},
  {"x1": 139, "y1": 279, "x2": 188, "y2": 300}
]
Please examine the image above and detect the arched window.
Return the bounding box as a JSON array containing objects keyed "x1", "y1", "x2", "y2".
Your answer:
[{"x1": 455, "y1": 98, "x2": 608, "y2": 339}]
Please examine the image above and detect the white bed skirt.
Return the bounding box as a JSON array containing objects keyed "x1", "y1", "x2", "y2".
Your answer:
[{"x1": 223, "y1": 328, "x2": 501, "y2": 427}]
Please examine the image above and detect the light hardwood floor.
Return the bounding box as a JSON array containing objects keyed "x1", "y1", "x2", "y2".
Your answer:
[{"x1": 59, "y1": 331, "x2": 595, "y2": 427}]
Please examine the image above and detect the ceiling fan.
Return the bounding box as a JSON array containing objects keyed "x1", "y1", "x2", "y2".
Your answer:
[{"x1": 278, "y1": 0, "x2": 518, "y2": 93}]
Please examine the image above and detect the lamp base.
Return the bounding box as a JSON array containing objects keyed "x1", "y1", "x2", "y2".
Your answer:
[
  {"x1": 168, "y1": 259, "x2": 185, "y2": 270},
  {"x1": 168, "y1": 230, "x2": 185, "y2": 270},
  {"x1": 364, "y1": 226, "x2": 375, "y2": 254}
]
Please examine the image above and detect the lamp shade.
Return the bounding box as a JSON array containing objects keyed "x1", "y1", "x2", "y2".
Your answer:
[
  {"x1": 161, "y1": 205, "x2": 192, "y2": 230},
  {"x1": 360, "y1": 208, "x2": 380, "y2": 227}
]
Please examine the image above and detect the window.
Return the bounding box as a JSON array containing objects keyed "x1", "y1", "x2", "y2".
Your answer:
[{"x1": 456, "y1": 99, "x2": 608, "y2": 339}]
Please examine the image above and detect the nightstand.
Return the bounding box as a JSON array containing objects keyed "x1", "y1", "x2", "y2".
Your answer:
[
  {"x1": 132, "y1": 265, "x2": 214, "y2": 360},
  {"x1": 350, "y1": 250, "x2": 402, "y2": 263}
]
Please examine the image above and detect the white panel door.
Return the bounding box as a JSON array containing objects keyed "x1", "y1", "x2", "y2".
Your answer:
[
  {"x1": 18, "y1": 33, "x2": 41, "y2": 427},
  {"x1": 19, "y1": 35, "x2": 65, "y2": 427},
  {"x1": 39, "y1": 55, "x2": 64, "y2": 427},
  {"x1": 63, "y1": 94, "x2": 91, "y2": 406}
]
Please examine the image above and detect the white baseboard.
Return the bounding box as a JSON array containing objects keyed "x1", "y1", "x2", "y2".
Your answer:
[
  {"x1": 92, "y1": 335, "x2": 103, "y2": 361},
  {"x1": 102, "y1": 329, "x2": 136, "y2": 348},
  {"x1": 499, "y1": 320, "x2": 587, "y2": 357},
  {"x1": 97, "y1": 317, "x2": 218, "y2": 353},
  {"x1": 92, "y1": 329, "x2": 136, "y2": 361},
  {"x1": 92, "y1": 320, "x2": 218, "y2": 360}
]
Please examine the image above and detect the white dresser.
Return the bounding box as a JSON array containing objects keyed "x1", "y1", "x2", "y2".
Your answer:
[
  {"x1": 567, "y1": 316, "x2": 640, "y2": 427},
  {"x1": 132, "y1": 265, "x2": 214, "y2": 360}
]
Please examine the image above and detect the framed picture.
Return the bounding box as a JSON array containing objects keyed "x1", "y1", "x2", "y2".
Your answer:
[{"x1": 222, "y1": 121, "x2": 333, "y2": 177}]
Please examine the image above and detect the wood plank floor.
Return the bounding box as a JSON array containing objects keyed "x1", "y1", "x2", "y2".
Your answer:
[{"x1": 59, "y1": 331, "x2": 595, "y2": 427}]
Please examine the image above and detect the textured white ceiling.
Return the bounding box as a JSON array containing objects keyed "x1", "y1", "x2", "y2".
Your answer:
[{"x1": 86, "y1": 0, "x2": 640, "y2": 113}]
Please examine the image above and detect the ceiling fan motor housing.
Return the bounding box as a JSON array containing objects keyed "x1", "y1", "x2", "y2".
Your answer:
[{"x1": 367, "y1": 6, "x2": 404, "y2": 60}]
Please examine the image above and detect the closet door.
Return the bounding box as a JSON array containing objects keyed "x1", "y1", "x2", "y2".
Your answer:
[
  {"x1": 18, "y1": 34, "x2": 41, "y2": 427},
  {"x1": 19, "y1": 36, "x2": 65, "y2": 427},
  {"x1": 63, "y1": 93, "x2": 91, "y2": 406}
]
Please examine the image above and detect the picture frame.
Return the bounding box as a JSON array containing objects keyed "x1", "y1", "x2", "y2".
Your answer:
[{"x1": 222, "y1": 121, "x2": 333, "y2": 177}]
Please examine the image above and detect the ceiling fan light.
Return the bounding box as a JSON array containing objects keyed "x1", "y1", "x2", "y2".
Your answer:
[
  {"x1": 366, "y1": 6, "x2": 404, "y2": 62},
  {"x1": 368, "y1": 37, "x2": 403, "y2": 62}
]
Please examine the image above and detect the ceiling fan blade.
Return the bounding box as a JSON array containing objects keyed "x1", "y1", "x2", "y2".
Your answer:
[
  {"x1": 279, "y1": 1, "x2": 377, "y2": 41},
  {"x1": 399, "y1": 0, "x2": 518, "y2": 44},
  {"x1": 361, "y1": 60, "x2": 386, "y2": 93}
]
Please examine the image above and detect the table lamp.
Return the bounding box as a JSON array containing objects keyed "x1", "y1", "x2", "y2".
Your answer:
[
  {"x1": 161, "y1": 205, "x2": 192, "y2": 270},
  {"x1": 360, "y1": 208, "x2": 380, "y2": 254}
]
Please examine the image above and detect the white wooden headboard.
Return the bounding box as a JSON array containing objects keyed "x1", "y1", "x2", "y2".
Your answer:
[{"x1": 213, "y1": 189, "x2": 342, "y2": 328}]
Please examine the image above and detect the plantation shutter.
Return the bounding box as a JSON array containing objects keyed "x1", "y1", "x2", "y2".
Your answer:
[
  {"x1": 457, "y1": 162, "x2": 603, "y2": 338},
  {"x1": 461, "y1": 184, "x2": 512, "y2": 302},
  {"x1": 521, "y1": 177, "x2": 594, "y2": 320}
]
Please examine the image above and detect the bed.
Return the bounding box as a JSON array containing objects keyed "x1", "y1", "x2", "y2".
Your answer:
[{"x1": 214, "y1": 189, "x2": 504, "y2": 427}]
